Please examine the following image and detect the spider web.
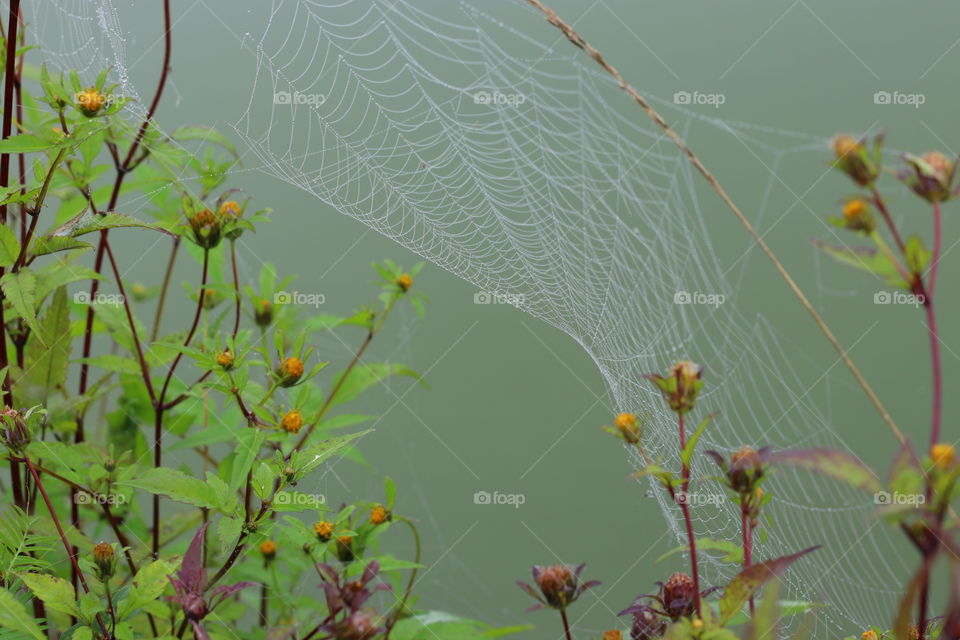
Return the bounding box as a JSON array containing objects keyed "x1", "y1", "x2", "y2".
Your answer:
[{"x1": 33, "y1": 0, "x2": 915, "y2": 635}]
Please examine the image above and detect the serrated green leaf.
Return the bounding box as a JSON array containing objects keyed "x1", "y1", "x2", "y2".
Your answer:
[
  {"x1": 229, "y1": 428, "x2": 266, "y2": 493},
  {"x1": 21, "y1": 286, "x2": 70, "y2": 405},
  {"x1": 116, "y1": 559, "x2": 179, "y2": 619},
  {"x1": 122, "y1": 467, "x2": 219, "y2": 510},
  {"x1": 0, "y1": 224, "x2": 20, "y2": 267},
  {"x1": 0, "y1": 587, "x2": 45, "y2": 639},
  {"x1": 19, "y1": 572, "x2": 80, "y2": 617},
  {"x1": 1, "y1": 269, "x2": 44, "y2": 344},
  {"x1": 812, "y1": 239, "x2": 907, "y2": 288},
  {"x1": 298, "y1": 430, "x2": 371, "y2": 476},
  {"x1": 0, "y1": 134, "x2": 55, "y2": 153}
]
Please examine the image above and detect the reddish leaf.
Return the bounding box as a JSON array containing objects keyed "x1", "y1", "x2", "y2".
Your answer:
[
  {"x1": 768, "y1": 448, "x2": 881, "y2": 493},
  {"x1": 718, "y1": 545, "x2": 820, "y2": 624}
]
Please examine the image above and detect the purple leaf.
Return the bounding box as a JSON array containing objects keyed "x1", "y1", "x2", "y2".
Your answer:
[
  {"x1": 178, "y1": 523, "x2": 209, "y2": 594},
  {"x1": 209, "y1": 581, "x2": 255, "y2": 611}
]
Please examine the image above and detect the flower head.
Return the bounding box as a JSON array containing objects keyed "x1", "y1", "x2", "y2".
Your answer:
[
  {"x1": 254, "y1": 299, "x2": 273, "y2": 328},
  {"x1": 662, "y1": 572, "x2": 696, "y2": 620},
  {"x1": 832, "y1": 134, "x2": 880, "y2": 186},
  {"x1": 315, "y1": 560, "x2": 389, "y2": 639},
  {"x1": 833, "y1": 198, "x2": 875, "y2": 234},
  {"x1": 259, "y1": 540, "x2": 277, "y2": 560},
  {"x1": 76, "y1": 87, "x2": 106, "y2": 116},
  {"x1": 335, "y1": 535, "x2": 355, "y2": 563},
  {"x1": 613, "y1": 412, "x2": 642, "y2": 444},
  {"x1": 901, "y1": 151, "x2": 957, "y2": 202},
  {"x1": 861, "y1": 630, "x2": 878, "y2": 640},
  {"x1": 517, "y1": 563, "x2": 600, "y2": 612},
  {"x1": 281, "y1": 409, "x2": 304, "y2": 434},
  {"x1": 276, "y1": 357, "x2": 304, "y2": 387},
  {"x1": 931, "y1": 442, "x2": 955, "y2": 470},
  {"x1": 396, "y1": 273, "x2": 413, "y2": 292},
  {"x1": 216, "y1": 349, "x2": 234, "y2": 371},
  {"x1": 220, "y1": 200, "x2": 242, "y2": 217},
  {"x1": 645, "y1": 360, "x2": 704, "y2": 414},
  {"x1": 370, "y1": 505, "x2": 390, "y2": 525},
  {"x1": 603, "y1": 631, "x2": 623, "y2": 640},
  {"x1": 707, "y1": 446, "x2": 770, "y2": 498},
  {"x1": 315, "y1": 520, "x2": 334, "y2": 542},
  {"x1": 188, "y1": 209, "x2": 222, "y2": 249},
  {"x1": 92, "y1": 542, "x2": 117, "y2": 581}
]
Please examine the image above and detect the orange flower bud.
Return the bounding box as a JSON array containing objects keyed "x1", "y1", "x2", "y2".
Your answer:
[
  {"x1": 281, "y1": 409, "x2": 304, "y2": 434},
  {"x1": 314, "y1": 520, "x2": 334, "y2": 542},
  {"x1": 76, "y1": 87, "x2": 106, "y2": 116},
  {"x1": 396, "y1": 273, "x2": 413, "y2": 292}
]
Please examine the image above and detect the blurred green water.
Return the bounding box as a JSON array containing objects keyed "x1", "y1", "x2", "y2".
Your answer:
[{"x1": 88, "y1": 0, "x2": 960, "y2": 635}]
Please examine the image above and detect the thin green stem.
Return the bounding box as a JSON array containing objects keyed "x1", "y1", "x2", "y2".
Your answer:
[{"x1": 383, "y1": 515, "x2": 421, "y2": 639}]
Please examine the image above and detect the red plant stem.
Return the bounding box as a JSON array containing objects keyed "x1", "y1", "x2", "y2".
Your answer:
[
  {"x1": 151, "y1": 235, "x2": 181, "y2": 341},
  {"x1": 870, "y1": 186, "x2": 907, "y2": 254},
  {"x1": 925, "y1": 300, "x2": 942, "y2": 448},
  {"x1": 23, "y1": 456, "x2": 111, "y2": 637},
  {"x1": 151, "y1": 248, "x2": 209, "y2": 556},
  {"x1": 741, "y1": 506, "x2": 755, "y2": 617},
  {"x1": 0, "y1": 0, "x2": 20, "y2": 408},
  {"x1": 559, "y1": 609, "x2": 573, "y2": 640},
  {"x1": 918, "y1": 554, "x2": 932, "y2": 640},
  {"x1": 677, "y1": 413, "x2": 701, "y2": 617}
]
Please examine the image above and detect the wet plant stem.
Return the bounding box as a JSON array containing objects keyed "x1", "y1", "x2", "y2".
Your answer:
[
  {"x1": 741, "y1": 505, "x2": 754, "y2": 617},
  {"x1": 559, "y1": 609, "x2": 573, "y2": 640},
  {"x1": 870, "y1": 186, "x2": 907, "y2": 254},
  {"x1": 384, "y1": 515, "x2": 421, "y2": 639},
  {"x1": 926, "y1": 201, "x2": 943, "y2": 447},
  {"x1": 677, "y1": 412, "x2": 701, "y2": 617}
]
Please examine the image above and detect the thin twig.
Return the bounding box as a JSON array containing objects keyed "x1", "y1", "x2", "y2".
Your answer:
[{"x1": 522, "y1": 0, "x2": 905, "y2": 445}]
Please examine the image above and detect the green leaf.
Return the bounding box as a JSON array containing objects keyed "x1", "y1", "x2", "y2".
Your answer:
[
  {"x1": 56, "y1": 212, "x2": 169, "y2": 238},
  {"x1": 769, "y1": 448, "x2": 881, "y2": 492},
  {"x1": 812, "y1": 240, "x2": 908, "y2": 288},
  {"x1": 122, "y1": 467, "x2": 220, "y2": 510},
  {"x1": 0, "y1": 224, "x2": 20, "y2": 266},
  {"x1": 297, "y1": 430, "x2": 371, "y2": 476},
  {"x1": 681, "y1": 412, "x2": 716, "y2": 468},
  {"x1": 30, "y1": 236, "x2": 92, "y2": 258},
  {"x1": 904, "y1": 235, "x2": 931, "y2": 275},
  {"x1": 216, "y1": 516, "x2": 243, "y2": 555},
  {"x1": 0, "y1": 134, "x2": 55, "y2": 153},
  {"x1": 170, "y1": 125, "x2": 238, "y2": 158},
  {"x1": 331, "y1": 363, "x2": 425, "y2": 407},
  {"x1": 19, "y1": 572, "x2": 80, "y2": 617},
  {"x1": 656, "y1": 537, "x2": 743, "y2": 565},
  {"x1": 21, "y1": 286, "x2": 70, "y2": 405},
  {"x1": 116, "y1": 559, "x2": 179, "y2": 620},
  {"x1": 0, "y1": 586, "x2": 46, "y2": 639},
  {"x1": 229, "y1": 428, "x2": 266, "y2": 493},
  {"x1": 390, "y1": 612, "x2": 531, "y2": 640},
  {"x1": 76, "y1": 354, "x2": 142, "y2": 376},
  {"x1": 1, "y1": 269, "x2": 43, "y2": 344},
  {"x1": 718, "y1": 546, "x2": 819, "y2": 624}
]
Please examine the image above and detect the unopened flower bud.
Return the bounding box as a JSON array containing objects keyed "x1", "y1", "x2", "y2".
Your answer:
[
  {"x1": 534, "y1": 565, "x2": 576, "y2": 610},
  {"x1": 76, "y1": 87, "x2": 106, "y2": 117},
  {"x1": 396, "y1": 273, "x2": 413, "y2": 292},
  {"x1": 92, "y1": 542, "x2": 116, "y2": 581},
  {"x1": 931, "y1": 442, "x2": 955, "y2": 470},
  {"x1": 335, "y1": 535, "x2": 355, "y2": 563},
  {"x1": 216, "y1": 349, "x2": 235, "y2": 370},
  {"x1": 370, "y1": 505, "x2": 390, "y2": 525},
  {"x1": 832, "y1": 134, "x2": 879, "y2": 186},
  {"x1": 861, "y1": 630, "x2": 878, "y2": 640},
  {"x1": 314, "y1": 520, "x2": 334, "y2": 542},
  {"x1": 646, "y1": 361, "x2": 703, "y2": 414},
  {"x1": 131, "y1": 283, "x2": 149, "y2": 301},
  {"x1": 259, "y1": 540, "x2": 277, "y2": 560},
  {"x1": 613, "y1": 412, "x2": 641, "y2": 444},
  {"x1": 603, "y1": 631, "x2": 623, "y2": 640},
  {"x1": 276, "y1": 357, "x2": 304, "y2": 387},
  {"x1": 662, "y1": 572, "x2": 695, "y2": 620},
  {"x1": 254, "y1": 300, "x2": 273, "y2": 328},
  {"x1": 728, "y1": 446, "x2": 763, "y2": 494},
  {"x1": 188, "y1": 209, "x2": 222, "y2": 249},
  {"x1": 281, "y1": 409, "x2": 304, "y2": 434},
  {"x1": 837, "y1": 198, "x2": 875, "y2": 233},
  {"x1": 902, "y1": 151, "x2": 956, "y2": 202}
]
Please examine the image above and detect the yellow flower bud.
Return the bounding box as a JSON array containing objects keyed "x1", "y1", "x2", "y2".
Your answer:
[
  {"x1": 861, "y1": 630, "x2": 878, "y2": 640},
  {"x1": 314, "y1": 520, "x2": 334, "y2": 542},
  {"x1": 216, "y1": 349, "x2": 235, "y2": 370},
  {"x1": 370, "y1": 505, "x2": 389, "y2": 525},
  {"x1": 259, "y1": 540, "x2": 277, "y2": 559},
  {"x1": 76, "y1": 87, "x2": 106, "y2": 116},
  {"x1": 396, "y1": 273, "x2": 413, "y2": 292},
  {"x1": 931, "y1": 442, "x2": 955, "y2": 470},
  {"x1": 281, "y1": 409, "x2": 304, "y2": 434},
  {"x1": 613, "y1": 412, "x2": 641, "y2": 444},
  {"x1": 277, "y1": 357, "x2": 304, "y2": 387}
]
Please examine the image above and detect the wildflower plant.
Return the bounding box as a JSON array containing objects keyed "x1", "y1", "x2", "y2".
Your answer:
[{"x1": 0, "y1": 7, "x2": 518, "y2": 640}]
